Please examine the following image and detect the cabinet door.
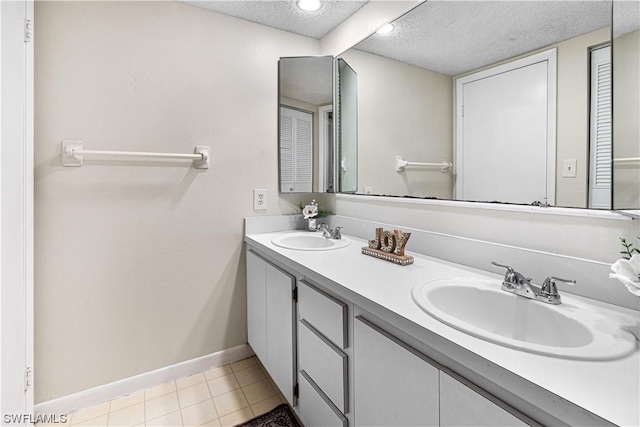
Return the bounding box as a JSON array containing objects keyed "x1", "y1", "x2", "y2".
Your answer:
[
  {"x1": 440, "y1": 371, "x2": 531, "y2": 427},
  {"x1": 354, "y1": 316, "x2": 439, "y2": 427},
  {"x1": 265, "y1": 262, "x2": 296, "y2": 406},
  {"x1": 246, "y1": 251, "x2": 267, "y2": 364}
]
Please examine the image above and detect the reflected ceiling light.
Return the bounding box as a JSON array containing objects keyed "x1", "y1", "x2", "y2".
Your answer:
[
  {"x1": 297, "y1": 0, "x2": 322, "y2": 12},
  {"x1": 376, "y1": 23, "x2": 395, "y2": 35},
  {"x1": 376, "y1": 23, "x2": 394, "y2": 35}
]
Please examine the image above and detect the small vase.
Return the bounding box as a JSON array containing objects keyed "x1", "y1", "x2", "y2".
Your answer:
[{"x1": 307, "y1": 218, "x2": 317, "y2": 231}]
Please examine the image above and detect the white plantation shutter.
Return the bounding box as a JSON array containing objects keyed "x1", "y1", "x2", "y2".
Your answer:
[
  {"x1": 280, "y1": 114, "x2": 294, "y2": 184},
  {"x1": 295, "y1": 118, "x2": 312, "y2": 185},
  {"x1": 589, "y1": 45, "x2": 612, "y2": 208},
  {"x1": 280, "y1": 107, "x2": 313, "y2": 192}
]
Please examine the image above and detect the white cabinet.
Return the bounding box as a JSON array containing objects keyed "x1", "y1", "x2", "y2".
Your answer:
[
  {"x1": 440, "y1": 371, "x2": 532, "y2": 427},
  {"x1": 246, "y1": 250, "x2": 296, "y2": 405},
  {"x1": 353, "y1": 316, "x2": 440, "y2": 427}
]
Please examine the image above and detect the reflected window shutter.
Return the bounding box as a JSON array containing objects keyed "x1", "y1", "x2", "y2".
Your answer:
[
  {"x1": 593, "y1": 60, "x2": 612, "y2": 189},
  {"x1": 295, "y1": 117, "x2": 312, "y2": 190},
  {"x1": 280, "y1": 113, "x2": 294, "y2": 186}
]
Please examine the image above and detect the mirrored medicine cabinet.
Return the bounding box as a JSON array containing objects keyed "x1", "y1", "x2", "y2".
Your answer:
[
  {"x1": 278, "y1": 0, "x2": 639, "y2": 215},
  {"x1": 278, "y1": 56, "x2": 358, "y2": 194}
]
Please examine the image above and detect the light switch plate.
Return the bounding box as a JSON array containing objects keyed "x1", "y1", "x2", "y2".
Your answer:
[
  {"x1": 253, "y1": 189, "x2": 267, "y2": 211},
  {"x1": 562, "y1": 159, "x2": 577, "y2": 178}
]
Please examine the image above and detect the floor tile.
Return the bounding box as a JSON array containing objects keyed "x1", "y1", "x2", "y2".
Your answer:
[
  {"x1": 107, "y1": 402, "x2": 144, "y2": 427},
  {"x1": 241, "y1": 379, "x2": 276, "y2": 405},
  {"x1": 145, "y1": 381, "x2": 177, "y2": 400},
  {"x1": 145, "y1": 392, "x2": 180, "y2": 421},
  {"x1": 72, "y1": 415, "x2": 108, "y2": 427},
  {"x1": 180, "y1": 399, "x2": 218, "y2": 426},
  {"x1": 218, "y1": 408, "x2": 254, "y2": 427},
  {"x1": 198, "y1": 419, "x2": 221, "y2": 427},
  {"x1": 109, "y1": 391, "x2": 145, "y2": 413},
  {"x1": 233, "y1": 365, "x2": 265, "y2": 387},
  {"x1": 71, "y1": 402, "x2": 110, "y2": 425},
  {"x1": 230, "y1": 357, "x2": 256, "y2": 372},
  {"x1": 204, "y1": 365, "x2": 232, "y2": 381},
  {"x1": 145, "y1": 410, "x2": 182, "y2": 427},
  {"x1": 177, "y1": 373, "x2": 206, "y2": 390},
  {"x1": 207, "y1": 374, "x2": 240, "y2": 397},
  {"x1": 212, "y1": 389, "x2": 249, "y2": 417},
  {"x1": 178, "y1": 382, "x2": 212, "y2": 408},
  {"x1": 250, "y1": 395, "x2": 282, "y2": 416}
]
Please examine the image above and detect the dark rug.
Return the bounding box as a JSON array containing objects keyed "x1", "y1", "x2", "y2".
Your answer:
[{"x1": 235, "y1": 403, "x2": 302, "y2": 427}]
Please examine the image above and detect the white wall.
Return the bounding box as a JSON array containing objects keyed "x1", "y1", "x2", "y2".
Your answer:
[
  {"x1": 555, "y1": 28, "x2": 611, "y2": 207},
  {"x1": 34, "y1": 1, "x2": 317, "y2": 403}
]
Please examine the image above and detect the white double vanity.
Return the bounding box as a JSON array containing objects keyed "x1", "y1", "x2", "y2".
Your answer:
[{"x1": 244, "y1": 215, "x2": 639, "y2": 427}]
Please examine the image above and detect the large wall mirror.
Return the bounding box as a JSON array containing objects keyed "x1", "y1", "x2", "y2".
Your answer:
[
  {"x1": 337, "y1": 0, "x2": 638, "y2": 210},
  {"x1": 613, "y1": 0, "x2": 640, "y2": 212}
]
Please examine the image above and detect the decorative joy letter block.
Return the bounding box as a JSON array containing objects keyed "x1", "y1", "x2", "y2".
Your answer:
[{"x1": 363, "y1": 227, "x2": 414, "y2": 266}]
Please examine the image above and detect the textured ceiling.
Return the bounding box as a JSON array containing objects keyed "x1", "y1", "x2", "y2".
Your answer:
[
  {"x1": 280, "y1": 56, "x2": 333, "y2": 105},
  {"x1": 613, "y1": 0, "x2": 640, "y2": 38},
  {"x1": 183, "y1": 0, "x2": 368, "y2": 39},
  {"x1": 355, "y1": 1, "x2": 613, "y2": 76}
]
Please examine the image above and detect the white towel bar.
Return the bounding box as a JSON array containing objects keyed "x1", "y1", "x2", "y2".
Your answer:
[
  {"x1": 613, "y1": 157, "x2": 640, "y2": 167},
  {"x1": 396, "y1": 156, "x2": 452, "y2": 173},
  {"x1": 61, "y1": 140, "x2": 210, "y2": 169}
]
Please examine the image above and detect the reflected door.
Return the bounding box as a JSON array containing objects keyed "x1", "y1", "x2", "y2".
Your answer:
[
  {"x1": 280, "y1": 107, "x2": 313, "y2": 193},
  {"x1": 456, "y1": 50, "x2": 556, "y2": 205}
]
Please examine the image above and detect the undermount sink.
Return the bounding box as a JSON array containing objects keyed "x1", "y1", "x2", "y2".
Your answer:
[
  {"x1": 412, "y1": 278, "x2": 638, "y2": 360},
  {"x1": 272, "y1": 232, "x2": 351, "y2": 251}
]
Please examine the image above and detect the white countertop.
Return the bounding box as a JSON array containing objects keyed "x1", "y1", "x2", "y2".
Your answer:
[{"x1": 245, "y1": 230, "x2": 640, "y2": 427}]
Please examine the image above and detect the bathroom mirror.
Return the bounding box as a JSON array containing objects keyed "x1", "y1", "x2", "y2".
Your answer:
[
  {"x1": 336, "y1": 58, "x2": 358, "y2": 193},
  {"x1": 612, "y1": 0, "x2": 640, "y2": 213},
  {"x1": 278, "y1": 56, "x2": 334, "y2": 193},
  {"x1": 338, "y1": 0, "x2": 619, "y2": 208}
]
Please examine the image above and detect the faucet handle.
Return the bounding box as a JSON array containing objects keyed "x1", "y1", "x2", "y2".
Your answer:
[
  {"x1": 541, "y1": 276, "x2": 576, "y2": 297},
  {"x1": 491, "y1": 261, "x2": 530, "y2": 287},
  {"x1": 491, "y1": 261, "x2": 514, "y2": 273},
  {"x1": 334, "y1": 226, "x2": 343, "y2": 239}
]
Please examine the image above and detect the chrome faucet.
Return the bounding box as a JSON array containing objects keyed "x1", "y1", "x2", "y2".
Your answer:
[
  {"x1": 317, "y1": 224, "x2": 343, "y2": 240},
  {"x1": 491, "y1": 261, "x2": 576, "y2": 305}
]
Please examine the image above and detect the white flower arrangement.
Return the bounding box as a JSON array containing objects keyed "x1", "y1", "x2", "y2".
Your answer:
[
  {"x1": 610, "y1": 254, "x2": 640, "y2": 297},
  {"x1": 298, "y1": 199, "x2": 332, "y2": 219},
  {"x1": 302, "y1": 202, "x2": 318, "y2": 220}
]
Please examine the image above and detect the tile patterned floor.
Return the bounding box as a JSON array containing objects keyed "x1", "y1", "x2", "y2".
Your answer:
[{"x1": 40, "y1": 357, "x2": 288, "y2": 427}]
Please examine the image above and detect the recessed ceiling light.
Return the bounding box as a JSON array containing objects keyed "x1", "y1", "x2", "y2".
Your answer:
[
  {"x1": 297, "y1": 0, "x2": 322, "y2": 12},
  {"x1": 376, "y1": 23, "x2": 394, "y2": 35}
]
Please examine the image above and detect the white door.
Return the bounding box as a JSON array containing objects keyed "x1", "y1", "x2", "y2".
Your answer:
[
  {"x1": 456, "y1": 49, "x2": 556, "y2": 205},
  {"x1": 353, "y1": 316, "x2": 439, "y2": 427},
  {"x1": 264, "y1": 263, "x2": 296, "y2": 406},
  {"x1": 1, "y1": 0, "x2": 35, "y2": 421},
  {"x1": 440, "y1": 371, "x2": 532, "y2": 427},
  {"x1": 280, "y1": 107, "x2": 313, "y2": 193}
]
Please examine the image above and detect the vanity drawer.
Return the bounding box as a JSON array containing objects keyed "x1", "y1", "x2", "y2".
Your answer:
[
  {"x1": 298, "y1": 281, "x2": 347, "y2": 348},
  {"x1": 299, "y1": 319, "x2": 348, "y2": 413},
  {"x1": 299, "y1": 370, "x2": 348, "y2": 427}
]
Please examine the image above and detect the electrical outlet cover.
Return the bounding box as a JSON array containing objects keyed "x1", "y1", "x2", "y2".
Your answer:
[{"x1": 253, "y1": 189, "x2": 267, "y2": 211}]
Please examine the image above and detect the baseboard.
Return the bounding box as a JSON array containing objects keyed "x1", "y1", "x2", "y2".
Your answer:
[{"x1": 35, "y1": 344, "x2": 254, "y2": 415}]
